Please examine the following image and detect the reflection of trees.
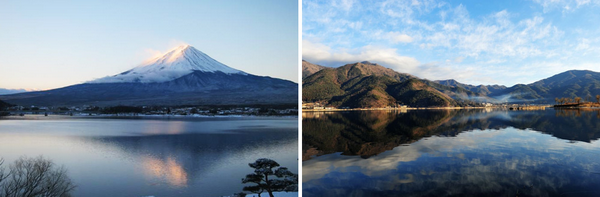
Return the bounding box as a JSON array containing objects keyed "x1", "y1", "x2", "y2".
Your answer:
[
  {"x1": 511, "y1": 109, "x2": 600, "y2": 142},
  {"x1": 555, "y1": 108, "x2": 600, "y2": 118},
  {"x1": 303, "y1": 109, "x2": 600, "y2": 160},
  {"x1": 302, "y1": 110, "x2": 458, "y2": 160},
  {"x1": 304, "y1": 109, "x2": 600, "y2": 196}
]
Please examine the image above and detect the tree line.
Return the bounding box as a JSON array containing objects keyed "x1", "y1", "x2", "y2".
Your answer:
[{"x1": 555, "y1": 95, "x2": 600, "y2": 105}]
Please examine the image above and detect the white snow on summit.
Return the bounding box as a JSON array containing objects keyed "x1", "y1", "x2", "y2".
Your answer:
[{"x1": 89, "y1": 45, "x2": 246, "y2": 83}]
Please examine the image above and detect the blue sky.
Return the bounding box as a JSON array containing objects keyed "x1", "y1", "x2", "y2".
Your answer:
[
  {"x1": 0, "y1": 0, "x2": 298, "y2": 90},
  {"x1": 302, "y1": 0, "x2": 600, "y2": 86}
]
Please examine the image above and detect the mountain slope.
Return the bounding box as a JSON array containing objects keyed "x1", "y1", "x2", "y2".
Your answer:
[
  {"x1": 524, "y1": 70, "x2": 600, "y2": 101},
  {"x1": 302, "y1": 61, "x2": 412, "y2": 102},
  {"x1": 302, "y1": 60, "x2": 327, "y2": 79},
  {"x1": 302, "y1": 61, "x2": 467, "y2": 108},
  {"x1": 0, "y1": 99, "x2": 12, "y2": 110},
  {"x1": 0, "y1": 45, "x2": 297, "y2": 106},
  {"x1": 389, "y1": 79, "x2": 458, "y2": 107},
  {"x1": 476, "y1": 70, "x2": 600, "y2": 103}
]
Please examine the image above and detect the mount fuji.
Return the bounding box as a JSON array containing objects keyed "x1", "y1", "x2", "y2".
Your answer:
[
  {"x1": 90, "y1": 45, "x2": 247, "y2": 83},
  {"x1": 0, "y1": 45, "x2": 297, "y2": 106}
]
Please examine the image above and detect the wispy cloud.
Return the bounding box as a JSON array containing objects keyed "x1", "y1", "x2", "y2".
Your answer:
[
  {"x1": 531, "y1": 0, "x2": 600, "y2": 13},
  {"x1": 332, "y1": 0, "x2": 355, "y2": 11},
  {"x1": 418, "y1": 7, "x2": 562, "y2": 59}
]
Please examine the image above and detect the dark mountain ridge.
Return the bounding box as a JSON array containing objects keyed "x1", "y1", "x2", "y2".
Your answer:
[
  {"x1": 302, "y1": 61, "x2": 482, "y2": 108},
  {"x1": 303, "y1": 60, "x2": 600, "y2": 106},
  {"x1": 0, "y1": 45, "x2": 298, "y2": 107},
  {"x1": 0, "y1": 99, "x2": 12, "y2": 110},
  {"x1": 0, "y1": 71, "x2": 297, "y2": 107}
]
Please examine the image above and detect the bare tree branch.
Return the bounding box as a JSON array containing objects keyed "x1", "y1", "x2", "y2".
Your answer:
[{"x1": 0, "y1": 156, "x2": 76, "y2": 197}]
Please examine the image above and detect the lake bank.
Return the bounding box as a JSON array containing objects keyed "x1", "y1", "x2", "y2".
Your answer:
[
  {"x1": 0, "y1": 113, "x2": 298, "y2": 120},
  {"x1": 302, "y1": 106, "x2": 489, "y2": 112}
]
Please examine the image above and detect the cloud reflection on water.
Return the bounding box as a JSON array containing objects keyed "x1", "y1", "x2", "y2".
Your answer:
[{"x1": 142, "y1": 156, "x2": 189, "y2": 188}]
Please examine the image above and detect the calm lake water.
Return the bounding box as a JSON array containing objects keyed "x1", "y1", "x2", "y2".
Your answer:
[
  {"x1": 303, "y1": 109, "x2": 600, "y2": 197},
  {"x1": 0, "y1": 115, "x2": 298, "y2": 197}
]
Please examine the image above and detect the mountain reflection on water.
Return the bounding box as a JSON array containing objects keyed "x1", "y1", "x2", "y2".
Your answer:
[
  {"x1": 302, "y1": 109, "x2": 600, "y2": 197},
  {"x1": 0, "y1": 117, "x2": 297, "y2": 197},
  {"x1": 87, "y1": 130, "x2": 296, "y2": 188}
]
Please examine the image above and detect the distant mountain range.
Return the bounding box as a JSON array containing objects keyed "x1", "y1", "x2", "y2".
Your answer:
[
  {"x1": 302, "y1": 60, "x2": 600, "y2": 107},
  {"x1": 0, "y1": 45, "x2": 297, "y2": 107},
  {"x1": 302, "y1": 60, "x2": 326, "y2": 79},
  {"x1": 435, "y1": 79, "x2": 507, "y2": 96},
  {"x1": 437, "y1": 70, "x2": 600, "y2": 103}
]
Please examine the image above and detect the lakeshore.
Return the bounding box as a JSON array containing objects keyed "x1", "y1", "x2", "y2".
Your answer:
[
  {"x1": 302, "y1": 105, "x2": 558, "y2": 112},
  {"x1": 303, "y1": 106, "x2": 484, "y2": 112},
  {"x1": 554, "y1": 102, "x2": 600, "y2": 108}
]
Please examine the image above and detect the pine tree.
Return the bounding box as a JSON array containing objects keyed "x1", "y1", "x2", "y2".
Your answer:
[{"x1": 242, "y1": 158, "x2": 298, "y2": 197}]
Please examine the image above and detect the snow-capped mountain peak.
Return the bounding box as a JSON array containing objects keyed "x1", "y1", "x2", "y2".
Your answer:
[{"x1": 90, "y1": 44, "x2": 246, "y2": 83}]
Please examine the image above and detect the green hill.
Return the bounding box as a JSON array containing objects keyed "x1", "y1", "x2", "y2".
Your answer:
[{"x1": 302, "y1": 62, "x2": 600, "y2": 106}]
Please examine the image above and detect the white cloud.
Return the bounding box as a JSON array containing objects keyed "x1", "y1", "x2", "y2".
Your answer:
[
  {"x1": 302, "y1": 40, "x2": 483, "y2": 83},
  {"x1": 417, "y1": 8, "x2": 562, "y2": 59},
  {"x1": 303, "y1": 40, "x2": 420, "y2": 72},
  {"x1": 576, "y1": 0, "x2": 592, "y2": 6},
  {"x1": 333, "y1": 0, "x2": 355, "y2": 11},
  {"x1": 348, "y1": 21, "x2": 363, "y2": 30},
  {"x1": 453, "y1": 56, "x2": 465, "y2": 63},
  {"x1": 302, "y1": 39, "x2": 333, "y2": 62},
  {"x1": 531, "y1": 0, "x2": 599, "y2": 12},
  {"x1": 575, "y1": 38, "x2": 590, "y2": 51},
  {"x1": 385, "y1": 32, "x2": 414, "y2": 43},
  {"x1": 379, "y1": 0, "x2": 443, "y2": 25}
]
